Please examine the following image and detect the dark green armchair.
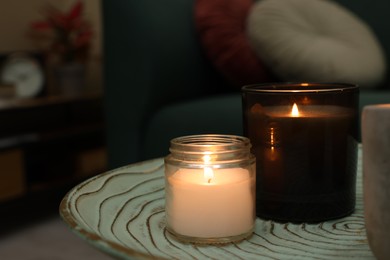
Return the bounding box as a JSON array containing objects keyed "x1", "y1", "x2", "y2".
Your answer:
[{"x1": 103, "y1": 0, "x2": 390, "y2": 169}]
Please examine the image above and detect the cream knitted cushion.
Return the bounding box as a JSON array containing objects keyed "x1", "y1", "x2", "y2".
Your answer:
[{"x1": 247, "y1": 0, "x2": 386, "y2": 88}]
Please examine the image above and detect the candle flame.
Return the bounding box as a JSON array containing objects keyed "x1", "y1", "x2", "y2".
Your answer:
[
  {"x1": 203, "y1": 153, "x2": 214, "y2": 183},
  {"x1": 291, "y1": 103, "x2": 299, "y2": 117},
  {"x1": 204, "y1": 167, "x2": 214, "y2": 183}
]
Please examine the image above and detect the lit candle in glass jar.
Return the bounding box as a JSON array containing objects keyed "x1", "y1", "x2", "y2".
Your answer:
[
  {"x1": 242, "y1": 83, "x2": 359, "y2": 223},
  {"x1": 165, "y1": 135, "x2": 256, "y2": 244}
]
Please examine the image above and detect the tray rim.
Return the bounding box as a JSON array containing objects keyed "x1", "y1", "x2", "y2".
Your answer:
[{"x1": 60, "y1": 158, "x2": 168, "y2": 260}]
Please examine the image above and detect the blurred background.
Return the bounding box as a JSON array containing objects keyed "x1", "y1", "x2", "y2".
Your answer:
[
  {"x1": 1, "y1": 0, "x2": 389, "y2": 258},
  {"x1": 0, "y1": 0, "x2": 111, "y2": 258}
]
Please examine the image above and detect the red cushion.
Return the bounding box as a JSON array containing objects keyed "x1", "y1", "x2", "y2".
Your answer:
[{"x1": 194, "y1": 0, "x2": 273, "y2": 88}]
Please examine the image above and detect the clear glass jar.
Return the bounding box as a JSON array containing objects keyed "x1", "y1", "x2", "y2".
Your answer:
[{"x1": 164, "y1": 134, "x2": 256, "y2": 244}]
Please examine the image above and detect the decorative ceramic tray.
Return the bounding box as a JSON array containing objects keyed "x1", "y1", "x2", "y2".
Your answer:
[{"x1": 60, "y1": 146, "x2": 374, "y2": 259}]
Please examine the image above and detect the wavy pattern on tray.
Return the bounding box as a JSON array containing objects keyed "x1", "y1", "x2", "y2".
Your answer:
[{"x1": 60, "y1": 148, "x2": 374, "y2": 259}]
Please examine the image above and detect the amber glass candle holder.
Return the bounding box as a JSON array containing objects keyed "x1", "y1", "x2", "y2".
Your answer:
[
  {"x1": 242, "y1": 83, "x2": 359, "y2": 223},
  {"x1": 164, "y1": 134, "x2": 256, "y2": 244}
]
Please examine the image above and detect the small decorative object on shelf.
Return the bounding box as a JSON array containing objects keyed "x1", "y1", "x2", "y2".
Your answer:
[
  {"x1": 242, "y1": 83, "x2": 359, "y2": 223},
  {"x1": 164, "y1": 134, "x2": 256, "y2": 244},
  {"x1": 0, "y1": 52, "x2": 45, "y2": 98},
  {"x1": 29, "y1": 0, "x2": 93, "y2": 96}
]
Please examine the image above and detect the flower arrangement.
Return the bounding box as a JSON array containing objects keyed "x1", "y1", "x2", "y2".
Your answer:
[{"x1": 29, "y1": 1, "x2": 93, "y2": 64}]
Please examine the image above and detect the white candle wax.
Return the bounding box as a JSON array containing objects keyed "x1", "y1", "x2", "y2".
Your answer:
[{"x1": 165, "y1": 167, "x2": 255, "y2": 238}]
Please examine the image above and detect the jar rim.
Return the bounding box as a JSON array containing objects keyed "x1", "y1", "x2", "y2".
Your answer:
[
  {"x1": 242, "y1": 82, "x2": 359, "y2": 94},
  {"x1": 169, "y1": 134, "x2": 251, "y2": 154}
]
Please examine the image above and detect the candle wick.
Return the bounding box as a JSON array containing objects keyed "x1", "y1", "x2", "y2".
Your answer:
[{"x1": 208, "y1": 178, "x2": 211, "y2": 183}]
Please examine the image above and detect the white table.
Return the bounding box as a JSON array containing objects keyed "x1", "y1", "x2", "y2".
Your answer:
[{"x1": 60, "y1": 146, "x2": 374, "y2": 259}]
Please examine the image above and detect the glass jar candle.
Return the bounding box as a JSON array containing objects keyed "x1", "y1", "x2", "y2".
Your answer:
[
  {"x1": 164, "y1": 134, "x2": 256, "y2": 244},
  {"x1": 242, "y1": 83, "x2": 359, "y2": 223}
]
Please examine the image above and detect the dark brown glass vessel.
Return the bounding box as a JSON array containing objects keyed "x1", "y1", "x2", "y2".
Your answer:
[{"x1": 242, "y1": 83, "x2": 359, "y2": 223}]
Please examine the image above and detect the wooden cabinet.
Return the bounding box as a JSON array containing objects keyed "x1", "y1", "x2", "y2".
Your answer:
[{"x1": 0, "y1": 93, "x2": 107, "y2": 202}]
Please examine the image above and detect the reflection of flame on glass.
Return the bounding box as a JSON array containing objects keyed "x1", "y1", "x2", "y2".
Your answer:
[
  {"x1": 268, "y1": 146, "x2": 277, "y2": 161},
  {"x1": 203, "y1": 154, "x2": 214, "y2": 183},
  {"x1": 268, "y1": 127, "x2": 277, "y2": 161},
  {"x1": 291, "y1": 103, "x2": 299, "y2": 117},
  {"x1": 203, "y1": 154, "x2": 211, "y2": 163},
  {"x1": 270, "y1": 127, "x2": 275, "y2": 146},
  {"x1": 300, "y1": 83, "x2": 309, "y2": 87}
]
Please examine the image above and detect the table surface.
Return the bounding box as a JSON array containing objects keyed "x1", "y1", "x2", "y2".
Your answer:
[{"x1": 60, "y1": 146, "x2": 374, "y2": 260}]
